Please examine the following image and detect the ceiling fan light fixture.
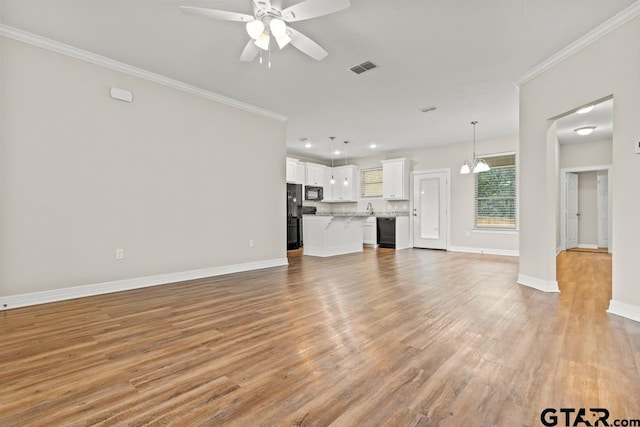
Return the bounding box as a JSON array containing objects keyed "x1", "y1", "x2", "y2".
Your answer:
[
  {"x1": 574, "y1": 126, "x2": 596, "y2": 136},
  {"x1": 269, "y1": 18, "x2": 287, "y2": 37},
  {"x1": 275, "y1": 33, "x2": 292, "y2": 49},
  {"x1": 254, "y1": 32, "x2": 270, "y2": 50},
  {"x1": 246, "y1": 19, "x2": 265, "y2": 39}
]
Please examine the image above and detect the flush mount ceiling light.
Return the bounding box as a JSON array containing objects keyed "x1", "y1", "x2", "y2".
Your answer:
[
  {"x1": 460, "y1": 121, "x2": 491, "y2": 174},
  {"x1": 180, "y1": 0, "x2": 351, "y2": 67},
  {"x1": 369, "y1": 143, "x2": 377, "y2": 149},
  {"x1": 299, "y1": 137, "x2": 311, "y2": 148},
  {"x1": 576, "y1": 105, "x2": 594, "y2": 114},
  {"x1": 574, "y1": 126, "x2": 596, "y2": 136}
]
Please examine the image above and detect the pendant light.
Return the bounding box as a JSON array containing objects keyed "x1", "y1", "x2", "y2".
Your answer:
[
  {"x1": 343, "y1": 141, "x2": 349, "y2": 186},
  {"x1": 460, "y1": 121, "x2": 490, "y2": 174},
  {"x1": 329, "y1": 137, "x2": 336, "y2": 185}
]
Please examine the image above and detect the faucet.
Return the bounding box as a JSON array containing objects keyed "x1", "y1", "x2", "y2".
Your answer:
[{"x1": 366, "y1": 202, "x2": 373, "y2": 214}]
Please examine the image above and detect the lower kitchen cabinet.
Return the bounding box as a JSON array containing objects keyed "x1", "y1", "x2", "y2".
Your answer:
[{"x1": 363, "y1": 216, "x2": 376, "y2": 245}]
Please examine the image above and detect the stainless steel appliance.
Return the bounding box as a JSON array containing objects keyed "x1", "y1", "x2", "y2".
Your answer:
[{"x1": 304, "y1": 185, "x2": 323, "y2": 201}]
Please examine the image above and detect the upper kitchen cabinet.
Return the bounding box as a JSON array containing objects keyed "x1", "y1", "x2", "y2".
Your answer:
[
  {"x1": 305, "y1": 163, "x2": 326, "y2": 187},
  {"x1": 286, "y1": 157, "x2": 304, "y2": 185},
  {"x1": 382, "y1": 158, "x2": 409, "y2": 200},
  {"x1": 330, "y1": 165, "x2": 359, "y2": 202}
]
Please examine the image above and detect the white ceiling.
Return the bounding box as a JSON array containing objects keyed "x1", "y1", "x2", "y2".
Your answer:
[
  {"x1": 1, "y1": 0, "x2": 636, "y2": 160},
  {"x1": 556, "y1": 98, "x2": 614, "y2": 145}
]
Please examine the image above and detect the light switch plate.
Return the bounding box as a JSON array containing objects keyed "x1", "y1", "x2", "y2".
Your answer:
[{"x1": 636, "y1": 140, "x2": 640, "y2": 154}]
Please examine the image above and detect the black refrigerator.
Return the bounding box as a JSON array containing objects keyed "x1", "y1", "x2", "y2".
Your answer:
[{"x1": 287, "y1": 183, "x2": 303, "y2": 250}]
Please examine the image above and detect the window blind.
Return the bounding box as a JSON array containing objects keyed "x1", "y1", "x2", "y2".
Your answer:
[
  {"x1": 361, "y1": 167, "x2": 383, "y2": 198},
  {"x1": 474, "y1": 154, "x2": 517, "y2": 229}
]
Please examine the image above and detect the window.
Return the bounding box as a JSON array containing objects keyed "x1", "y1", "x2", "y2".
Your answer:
[
  {"x1": 360, "y1": 167, "x2": 383, "y2": 198},
  {"x1": 475, "y1": 154, "x2": 517, "y2": 229}
]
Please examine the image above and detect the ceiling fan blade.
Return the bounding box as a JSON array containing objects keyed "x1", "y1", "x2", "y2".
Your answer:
[
  {"x1": 288, "y1": 27, "x2": 328, "y2": 61},
  {"x1": 281, "y1": 0, "x2": 350, "y2": 22},
  {"x1": 240, "y1": 40, "x2": 260, "y2": 62},
  {"x1": 179, "y1": 6, "x2": 254, "y2": 22}
]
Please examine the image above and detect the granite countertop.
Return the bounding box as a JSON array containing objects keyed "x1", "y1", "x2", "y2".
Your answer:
[{"x1": 306, "y1": 211, "x2": 409, "y2": 217}]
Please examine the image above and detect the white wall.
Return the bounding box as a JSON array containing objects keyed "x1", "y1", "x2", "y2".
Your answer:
[
  {"x1": 556, "y1": 139, "x2": 612, "y2": 248},
  {"x1": 518, "y1": 15, "x2": 640, "y2": 315},
  {"x1": 0, "y1": 37, "x2": 287, "y2": 301},
  {"x1": 559, "y1": 139, "x2": 613, "y2": 168},
  {"x1": 334, "y1": 135, "x2": 519, "y2": 253},
  {"x1": 577, "y1": 172, "x2": 598, "y2": 246}
]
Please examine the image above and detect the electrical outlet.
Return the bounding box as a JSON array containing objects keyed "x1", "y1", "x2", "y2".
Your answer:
[
  {"x1": 466, "y1": 231, "x2": 471, "y2": 238},
  {"x1": 249, "y1": 240, "x2": 254, "y2": 248},
  {"x1": 115, "y1": 248, "x2": 124, "y2": 260}
]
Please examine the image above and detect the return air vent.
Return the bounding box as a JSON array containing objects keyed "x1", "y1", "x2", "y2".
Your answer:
[
  {"x1": 349, "y1": 61, "x2": 377, "y2": 75},
  {"x1": 419, "y1": 106, "x2": 437, "y2": 113}
]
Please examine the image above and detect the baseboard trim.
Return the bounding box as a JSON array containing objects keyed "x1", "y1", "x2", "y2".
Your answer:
[
  {"x1": 578, "y1": 244, "x2": 599, "y2": 249},
  {"x1": 607, "y1": 300, "x2": 640, "y2": 323},
  {"x1": 448, "y1": 246, "x2": 519, "y2": 257},
  {"x1": 517, "y1": 274, "x2": 560, "y2": 293},
  {"x1": 556, "y1": 246, "x2": 563, "y2": 256},
  {"x1": 0, "y1": 258, "x2": 289, "y2": 311}
]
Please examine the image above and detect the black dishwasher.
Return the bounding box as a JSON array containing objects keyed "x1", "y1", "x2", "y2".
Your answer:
[{"x1": 377, "y1": 217, "x2": 396, "y2": 248}]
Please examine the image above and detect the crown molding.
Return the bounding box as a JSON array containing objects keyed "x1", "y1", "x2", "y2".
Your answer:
[
  {"x1": 0, "y1": 25, "x2": 288, "y2": 122},
  {"x1": 514, "y1": 2, "x2": 640, "y2": 87}
]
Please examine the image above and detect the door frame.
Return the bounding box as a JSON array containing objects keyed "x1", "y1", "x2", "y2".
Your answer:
[
  {"x1": 559, "y1": 164, "x2": 613, "y2": 253},
  {"x1": 409, "y1": 168, "x2": 451, "y2": 249}
]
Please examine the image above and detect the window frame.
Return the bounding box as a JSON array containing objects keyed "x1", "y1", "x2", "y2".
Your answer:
[
  {"x1": 473, "y1": 152, "x2": 518, "y2": 231},
  {"x1": 360, "y1": 167, "x2": 383, "y2": 198}
]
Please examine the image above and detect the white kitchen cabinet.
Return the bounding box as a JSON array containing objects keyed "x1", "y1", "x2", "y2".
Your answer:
[
  {"x1": 363, "y1": 216, "x2": 377, "y2": 245},
  {"x1": 382, "y1": 158, "x2": 409, "y2": 200},
  {"x1": 296, "y1": 162, "x2": 306, "y2": 187},
  {"x1": 305, "y1": 163, "x2": 326, "y2": 187},
  {"x1": 286, "y1": 157, "x2": 304, "y2": 184},
  {"x1": 330, "y1": 165, "x2": 359, "y2": 202},
  {"x1": 395, "y1": 216, "x2": 410, "y2": 249},
  {"x1": 323, "y1": 167, "x2": 335, "y2": 201}
]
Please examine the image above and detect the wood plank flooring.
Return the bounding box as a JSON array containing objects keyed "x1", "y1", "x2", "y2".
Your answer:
[{"x1": 1, "y1": 248, "x2": 639, "y2": 426}]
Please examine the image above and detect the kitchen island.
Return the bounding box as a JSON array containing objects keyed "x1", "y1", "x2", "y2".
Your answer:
[{"x1": 303, "y1": 213, "x2": 371, "y2": 257}]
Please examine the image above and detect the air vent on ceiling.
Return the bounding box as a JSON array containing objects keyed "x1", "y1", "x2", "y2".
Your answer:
[
  {"x1": 419, "y1": 106, "x2": 437, "y2": 113},
  {"x1": 349, "y1": 61, "x2": 377, "y2": 75}
]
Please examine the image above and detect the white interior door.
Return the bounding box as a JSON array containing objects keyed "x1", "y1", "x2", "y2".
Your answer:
[
  {"x1": 597, "y1": 173, "x2": 609, "y2": 248},
  {"x1": 413, "y1": 172, "x2": 447, "y2": 249},
  {"x1": 566, "y1": 172, "x2": 579, "y2": 249}
]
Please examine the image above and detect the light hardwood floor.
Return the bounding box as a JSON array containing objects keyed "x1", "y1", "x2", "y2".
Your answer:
[{"x1": 1, "y1": 249, "x2": 639, "y2": 426}]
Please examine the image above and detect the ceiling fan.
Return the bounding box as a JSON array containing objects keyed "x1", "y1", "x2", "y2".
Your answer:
[{"x1": 180, "y1": 0, "x2": 351, "y2": 64}]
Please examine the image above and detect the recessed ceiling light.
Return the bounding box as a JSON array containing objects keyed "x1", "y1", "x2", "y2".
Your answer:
[
  {"x1": 334, "y1": 150, "x2": 341, "y2": 155},
  {"x1": 305, "y1": 142, "x2": 312, "y2": 148},
  {"x1": 574, "y1": 126, "x2": 596, "y2": 136},
  {"x1": 369, "y1": 143, "x2": 377, "y2": 149},
  {"x1": 576, "y1": 105, "x2": 594, "y2": 114}
]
